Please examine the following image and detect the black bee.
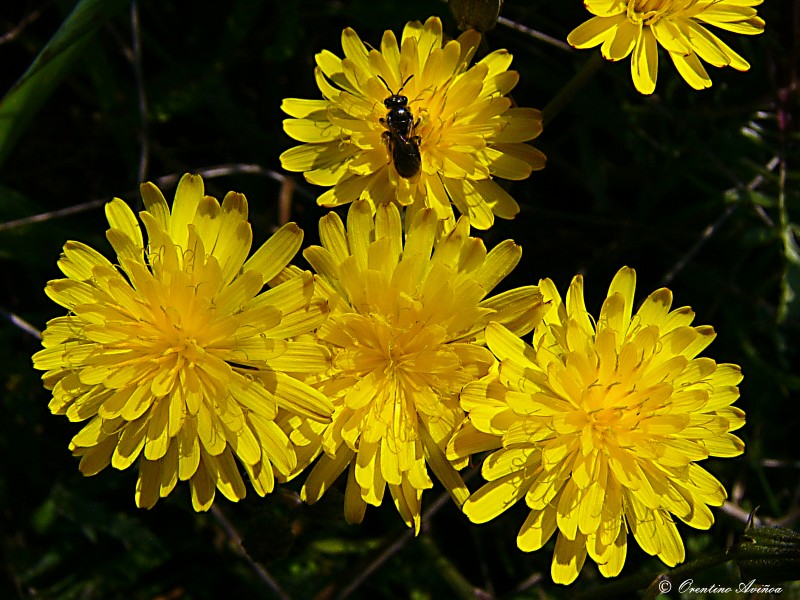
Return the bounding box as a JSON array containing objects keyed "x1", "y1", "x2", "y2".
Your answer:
[{"x1": 378, "y1": 75, "x2": 422, "y2": 179}]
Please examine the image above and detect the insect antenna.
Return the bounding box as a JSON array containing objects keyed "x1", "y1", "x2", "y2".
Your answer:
[
  {"x1": 376, "y1": 74, "x2": 414, "y2": 95},
  {"x1": 397, "y1": 74, "x2": 414, "y2": 94},
  {"x1": 376, "y1": 75, "x2": 392, "y2": 94}
]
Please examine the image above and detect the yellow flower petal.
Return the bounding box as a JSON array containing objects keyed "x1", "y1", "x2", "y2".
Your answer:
[
  {"x1": 168, "y1": 173, "x2": 204, "y2": 249},
  {"x1": 601, "y1": 19, "x2": 639, "y2": 61},
  {"x1": 585, "y1": 0, "x2": 627, "y2": 18},
  {"x1": 631, "y1": 27, "x2": 659, "y2": 95},
  {"x1": 139, "y1": 181, "x2": 170, "y2": 232},
  {"x1": 302, "y1": 449, "x2": 353, "y2": 503},
  {"x1": 670, "y1": 49, "x2": 713, "y2": 89},
  {"x1": 280, "y1": 98, "x2": 330, "y2": 119},
  {"x1": 105, "y1": 198, "x2": 143, "y2": 250},
  {"x1": 244, "y1": 222, "x2": 303, "y2": 284},
  {"x1": 283, "y1": 117, "x2": 343, "y2": 143},
  {"x1": 567, "y1": 15, "x2": 622, "y2": 49},
  {"x1": 551, "y1": 532, "x2": 588, "y2": 585},
  {"x1": 464, "y1": 470, "x2": 531, "y2": 524}
]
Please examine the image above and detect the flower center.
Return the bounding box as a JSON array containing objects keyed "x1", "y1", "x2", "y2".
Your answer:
[
  {"x1": 164, "y1": 329, "x2": 205, "y2": 364},
  {"x1": 327, "y1": 311, "x2": 460, "y2": 415},
  {"x1": 118, "y1": 287, "x2": 220, "y2": 393},
  {"x1": 627, "y1": 0, "x2": 696, "y2": 25},
  {"x1": 368, "y1": 318, "x2": 425, "y2": 378},
  {"x1": 574, "y1": 385, "x2": 625, "y2": 436},
  {"x1": 383, "y1": 340, "x2": 406, "y2": 375},
  {"x1": 153, "y1": 298, "x2": 205, "y2": 348},
  {"x1": 588, "y1": 406, "x2": 621, "y2": 430}
]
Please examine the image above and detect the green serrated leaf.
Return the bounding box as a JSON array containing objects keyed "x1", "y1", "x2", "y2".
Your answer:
[{"x1": 0, "y1": 0, "x2": 128, "y2": 168}]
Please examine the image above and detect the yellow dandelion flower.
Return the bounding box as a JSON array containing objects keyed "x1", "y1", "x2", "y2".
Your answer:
[
  {"x1": 449, "y1": 267, "x2": 745, "y2": 584},
  {"x1": 281, "y1": 200, "x2": 548, "y2": 531},
  {"x1": 567, "y1": 0, "x2": 765, "y2": 95},
  {"x1": 33, "y1": 174, "x2": 334, "y2": 511},
  {"x1": 279, "y1": 16, "x2": 546, "y2": 230}
]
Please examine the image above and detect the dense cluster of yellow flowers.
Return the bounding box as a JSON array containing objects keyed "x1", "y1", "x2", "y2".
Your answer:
[{"x1": 34, "y1": 9, "x2": 760, "y2": 585}]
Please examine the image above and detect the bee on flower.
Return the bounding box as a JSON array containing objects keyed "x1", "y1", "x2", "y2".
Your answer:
[
  {"x1": 279, "y1": 16, "x2": 546, "y2": 230},
  {"x1": 33, "y1": 174, "x2": 333, "y2": 511},
  {"x1": 567, "y1": 0, "x2": 765, "y2": 95}
]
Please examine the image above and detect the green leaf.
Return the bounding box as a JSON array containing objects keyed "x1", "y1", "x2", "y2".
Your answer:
[
  {"x1": 735, "y1": 525, "x2": 800, "y2": 584},
  {"x1": 0, "y1": 0, "x2": 128, "y2": 168}
]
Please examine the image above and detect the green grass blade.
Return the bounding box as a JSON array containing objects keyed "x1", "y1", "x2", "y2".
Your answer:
[{"x1": 0, "y1": 0, "x2": 128, "y2": 168}]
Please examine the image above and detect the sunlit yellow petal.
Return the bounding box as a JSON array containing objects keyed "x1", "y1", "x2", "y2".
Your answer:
[
  {"x1": 670, "y1": 50, "x2": 713, "y2": 89},
  {"x1": 632, "y1": 28, "x2": 658, "y2": 95},
  {"x1": 567, "y1": 16, "x2": 622, "y2": 49}
]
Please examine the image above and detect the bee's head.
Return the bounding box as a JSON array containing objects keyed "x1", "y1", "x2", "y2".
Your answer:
[{"x1": 384, "y1": 95, "x2": 408, "y2": 109}]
